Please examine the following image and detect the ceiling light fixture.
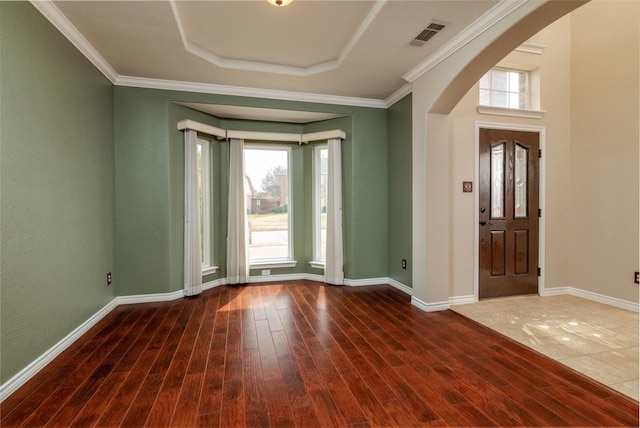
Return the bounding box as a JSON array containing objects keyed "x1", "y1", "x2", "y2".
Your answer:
[{"x1": 267, "y1": 0, "x2": 293, "y2": 7}]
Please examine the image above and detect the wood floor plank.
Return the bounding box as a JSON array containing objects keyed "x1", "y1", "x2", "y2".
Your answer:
[
  {"x1": 264, "y1": 378, "x2": 296, "y2": 427},
  {"x1": 120, "y1": 372, "x2": 165, "y2": 426},
  {"x1": 146, "y1": 299, "x2": 202, "y2": 427},
  {"x1": 242, "y1": 348, "x2": 270, "y2": 428},
  {"x1": 295, "y1": 355, "x2": 345, "y2": 427},
  {"x1": 44, "y1": 362, "x2": 115, "y2": 426},
  {"x1": 2, "y1": 282, "x2": 636, "y2": 428},
  {"x1": 69, "y1": 371, "x2": 129, "y2": 427},
  {"x1": 220, "y1": 378, "x2": 245, "y2": 428},
  {"x1": 171, "y1": 373, "x2": 206, "y2": 427},
  {"x1": 196, "y1": 412, "x2": 220, "y2": 428}
]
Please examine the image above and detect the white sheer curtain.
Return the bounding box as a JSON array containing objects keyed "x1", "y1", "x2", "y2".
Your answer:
[
  {"x1": 183, "y1": 130, "x2": 202, "y2": 296},
  {"x1": 325, "y1": 138, "x2": 344, "y2": 285},
  {"x1": 227, "y1": 138, "x2": 249, "y2": 284}
]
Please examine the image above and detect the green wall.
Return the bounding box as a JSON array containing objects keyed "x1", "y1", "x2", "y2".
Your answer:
[
  {"x1": 0, "y1": 0, "x2": 412, "y2": 387},
  {"x1": 115, "y1": 88, "x2": 390, "y2": 295},
  {"x1": 388, "y1": 95, "x2": 413, "y2": 287},
  {"x1": 0, "y1": 3, "x2": 115, "y2": 383}
]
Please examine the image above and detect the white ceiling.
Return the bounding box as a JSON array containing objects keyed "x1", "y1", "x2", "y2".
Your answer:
[{"x1": 41, "y1": 0, "x2": 510, "y2": 107}]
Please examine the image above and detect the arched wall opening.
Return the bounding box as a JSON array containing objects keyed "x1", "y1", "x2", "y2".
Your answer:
[{"x1": 410, "y1": 0, "x2": 591, "y2": 310}]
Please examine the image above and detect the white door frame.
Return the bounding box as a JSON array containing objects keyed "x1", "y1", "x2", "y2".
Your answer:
[{"x1": 473, "y1": 121, "x2": 546, "y2": 301}]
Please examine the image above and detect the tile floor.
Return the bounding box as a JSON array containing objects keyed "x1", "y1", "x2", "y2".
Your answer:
[{"x1": 451, "y1": 294, "x2": 639, "y2": 401}]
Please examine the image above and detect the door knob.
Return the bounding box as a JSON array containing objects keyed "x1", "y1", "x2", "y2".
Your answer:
[{"x1": 480, "y1": 221, "x2": 487, "y2": 226}]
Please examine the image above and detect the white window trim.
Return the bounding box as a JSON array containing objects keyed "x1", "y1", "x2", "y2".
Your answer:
[
  {"x1": 476, "y1": 105, "x2": 545, "y2": 119},
  {"x1": 197, "y1": 138, "x2": 214, "y2": 272},
  {"x1": 250, "y1": 260, "x2": 298, "y2": 270},
  {"x1": 202, "y1": 266, "x2": 219, "y2": 275},
  {"x1": 309, "y1": 261, "x2": 325, "y2": 270},
  {"x1": 245, "y1": 144, "x2": 295, "y2": 265},
  {"x1": 312, "y1": 144, "x2": 327, "y2": 266},
  {"x1": 479, "y1": 67, "x2": 530, "y2": 110}
]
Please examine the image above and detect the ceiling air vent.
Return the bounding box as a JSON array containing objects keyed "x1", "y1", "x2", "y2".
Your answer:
[{"x1": 411, "y1": 22, "x2": 446, "y2": 46}]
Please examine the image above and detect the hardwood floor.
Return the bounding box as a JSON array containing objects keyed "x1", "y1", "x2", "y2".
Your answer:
[{"x1": 2, "y1": 281, "x2": 638, "y2": 427}]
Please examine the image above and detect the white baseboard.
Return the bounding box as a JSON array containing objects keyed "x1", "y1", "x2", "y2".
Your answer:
[
  {"x1": 411, "y1": 296, "x2": 450, "y2": 312},
  {"x1": 115, "y1": 290, "x2": 183, "y2": 305},
  {"x1": 409, "y1": 295, "x2": 475, "y2": 312},
  {"x1": 248, "y1": 273, "x2": 306, "y2": 283},
  {"x1": 203, "y1": 277, "x2": 227, "y2": 291},
  {"x1": 540, "y1": 286, "x2": 571, "y2": 297},
  {"x1": 344, "y1": 277, "x2": 389, "y2": 287},
  {"x1": 302, "y1": 273, "x2": 326, "y2": 283},
  {"x1": 0, "y1": 274, "x2": 412, "y2": 403},
  {"x1": 543, "y1": 286, "x2": 638, "y2": 312},
  {"x1": 387, "y1": 278, "x2": 414, "y2": 295},
  {"x1": 449, "y1": 295, "x2": 476, "y2": 305},
  {"x1": 0, "y1": 298, "x2": 119, "y2": 402}
]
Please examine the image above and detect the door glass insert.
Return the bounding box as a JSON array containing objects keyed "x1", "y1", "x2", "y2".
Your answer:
[
  {"x1": 491, "y1": 143, "x2": 505, "y2": 218},
  {"x1": 514, "y1": 143, "x2": 528, "y2": 217}
]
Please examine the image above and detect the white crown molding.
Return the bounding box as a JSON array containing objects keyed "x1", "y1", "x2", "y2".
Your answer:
[
  {"x1": 385, "y1": 83, "x2": 412, "y2": 108},
  {"x1": 515, "y1": 42, "x2": 546, "y2": 55},
  {"x1": 30, "y1": 0, "x2": 390, "y2": 109},
  {"x1": 170, "y1": 0, "x2": 386, "y2": 77},
  {"x1": 29, "y1": 0, "x2": 118, "y2": 83},
  {"x1": 116, "y1": 76, "x2": 387, "y2": 109},
  {"x1": 403, "y1": 0, "x2": 528, "y2": 83}
]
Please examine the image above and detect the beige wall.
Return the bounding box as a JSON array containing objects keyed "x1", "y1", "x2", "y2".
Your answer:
[
  {"x1": 569, "y1": 0, "x2": 639, "y2": 303},
  {"x1": 410, "y1": 0, "x2": 581, "y2": 308},
  {"x1": 448, "y1": 14, "x2": 572, "y2": 298},
  {"x1": 447, "y1": 0, "x2": 639, "y2": 304}
]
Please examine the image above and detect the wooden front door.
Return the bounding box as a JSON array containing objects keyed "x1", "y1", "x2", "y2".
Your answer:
[{"x1": 479, "y1": 128, "x2": 539, "y2": 299}]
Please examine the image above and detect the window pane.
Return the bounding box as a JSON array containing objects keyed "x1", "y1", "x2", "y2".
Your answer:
[
  {"x1": 197, "y1": 139, "x2": 211, "y2": 268},
  {"x1": 479, "y1": 72, "x2": 490, "y2": 90},
  {"x1": 509, "y1": 92, "x2": 520, "y2": 109},
  {"x1": 491, "y1": 69, "x2": 508, "y2": 91},
  {"x1": 316, "y1": 147, "x2": 328, "y2": 261},
  {"x1": 245, "y1": 148, "x2": 290, "y2": 261},
  {"x1": 197, "y1": 144, "x2": 205, "y2": 262},
  {"x1": 491, "y1": 143, "x2": 505, "y2": 218},
  {"x1": 479, "y1": 89, "x2": 491, "y2": 106},
  {"x1": 478, "y1": 67, "x2": 529, "y2": 110},
  {"x1": 518, "y1": 93, "x2": 527, "y2": 109},
  {"x1": 491, "y1": 90, "x2": 508, "y2": 108},
  {"x1": 508, "y1": 71, "x2": 520, "y2": 93},
  {"x1": 514, "y1": 143, "x2": 528, "y2": 218}
]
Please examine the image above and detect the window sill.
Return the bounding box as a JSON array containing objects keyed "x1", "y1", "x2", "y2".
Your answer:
[
  {"x1": 202, "y1": 266, "x2": 219, "y2": 275},
  {"x1": 250, "y1": 260, "x2": 297, "y2": 270},
  {"x1": 309, "y1": 261, "x2": 325, "y2": 270},
  {"x1": 477, "y1": 105, "x2": 545, "y2": 119}
]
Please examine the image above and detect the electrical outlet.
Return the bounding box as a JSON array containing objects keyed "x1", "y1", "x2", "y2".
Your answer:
[
  {"x1": 107, "y1": 272, "x2": 112, "y2": 285},
  {"x1": 634, "y1": 271, "x2": 639, "y2": 284},
  {"x1": 261, "y1": 269, "x2": 271, "y2": 276},
  {"x1": 402, "y1": 259, "x2": 407, "y2": 270}
]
